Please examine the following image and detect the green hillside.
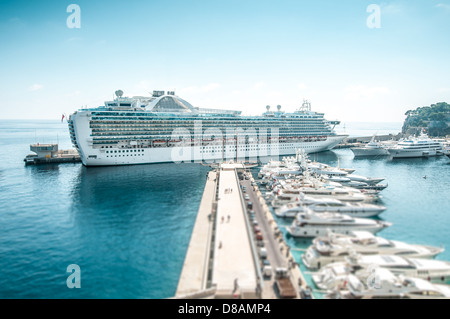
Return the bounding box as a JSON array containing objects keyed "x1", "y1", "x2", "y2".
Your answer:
[{"x1": 402, "y1": 102, "x2": 450, "y2": 137}]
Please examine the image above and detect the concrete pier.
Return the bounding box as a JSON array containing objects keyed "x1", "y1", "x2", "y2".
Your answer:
[
  {"x1": 176, "y1": 171, "x2": 218, "y2": 297},
  {"x1": 24, "y1": 144, "x2": 81, "y2": 165},
  {"x1": 213, "y1": 164, "x2": 259, "y2": 298},
  {"x1": 175, "y1": 163, "x2": 308, "y2": 299}
]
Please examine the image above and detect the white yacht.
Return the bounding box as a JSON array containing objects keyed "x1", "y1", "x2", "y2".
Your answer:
[
  {"x1": 312, "y1": 262, "x2": 355, "y2": 290},
  {"x1": 348, "y1": 254, "x2": 450, "y2": 283},
  {"x1": 271, "y1": 190, "x2": 377, "y2": 208},
  {"x1": 302, "y1": 231, "x2": 444, "y2": 270},
  {"x1": 275, "y1": 199, "x2": 386, "y2": 218},
  {"x1": 351, "y1": 136, "x2": 390, "y2": 157},
  {"x1": 308, "y1": 201, "x2": 386, "y2": 218},
  {"x1": 287, "y1": 211, "x2": 391, "y2": 238},
  {"x1": 345, "y1": 174, "x2": 385, "y2": 185},
  {"x1": 321, "y1": 175, "x2": 351, "y2": 183},
  {"x1": 325, "y1": 268, "x2": 450, "y2": 299},
  {"x1": 275, "y1": 197, "x2": 341, "y2": 217},
  {"x1": 312, "y1": 254, "x2": 450, "y2": 290},
  {"x1": 340, "y1": 180, "x2": 388, "y2": 192},
  {"x1": 272, "y1": 184, "x2": 380, "y2": 205},
  {"x1": 386, "y1": 132, "x2": 443, "y2": 158},
  {"x1": 308, "y1": 165, "x2": 349, "y2": 177}
]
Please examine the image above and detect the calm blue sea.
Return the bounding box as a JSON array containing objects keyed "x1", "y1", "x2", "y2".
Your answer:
[
  {"x1": 0, "y1": 120, "x2": 449, "y2": 298},
  {"x1": 0, "y1": 120, "x2": 210, "y2": 298},
  {"x1": 335, "y1": 121, "x2": 402, "y2": 138}
]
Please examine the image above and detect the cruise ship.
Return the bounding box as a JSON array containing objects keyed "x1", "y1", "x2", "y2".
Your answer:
[{"x1": 68, "y1": 90, "x2": 347, "y2": 166}]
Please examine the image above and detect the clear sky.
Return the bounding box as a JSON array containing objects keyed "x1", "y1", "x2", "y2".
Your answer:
[{"x1": 1, "y1": 0, "x2": 449, "y2": 122}]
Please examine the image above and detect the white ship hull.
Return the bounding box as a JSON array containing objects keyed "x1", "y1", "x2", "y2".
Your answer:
[
  {"x1": 276, "y1": 207, "x2": 384, "y2": 218},
  {"x1": 387, "y1": 149, "x2": 438, "y2": 158},
  {"x1": 80, "y1": 138, "x2": 343, "y2": 166},
  {"x1": 351, "y1": 148, "x2": 389, "y2": 157},
  {"x1": 302, "y1": 244, "x2": 443, "y2": 270},
  {"x1": 70, "y1": 111, "x2": 346, "y2": 166},
  {"x1": 287, "y1": 223, "x2": 387, "y2": 238},
  {"x1": 68, "y1": 93, "x2": 347, "y2": 166}
]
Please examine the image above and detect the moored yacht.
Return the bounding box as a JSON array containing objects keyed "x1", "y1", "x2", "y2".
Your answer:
[
  {"x1": 275, "y1": 199, "x2": 386, "y2": 218},
  {"x1": 347, "y1": 254, "x2": 450, "y2": 283},
  {"x1": 287, "y1": 211, "x2": 391, "y2": 238},
  {"x1": 308, "y1": 201, "x2": 386, "y2": 218},
  {"x1": 302, "y1": 231, "x2": 444, "y2": 270},
  {"x1": 313, "y1": 254, "x2": 450, "y2": 290},
  {"x1": 351, "y1": 136, "x2": 390, "y2": 157},
  {"x1": 325, "y1": 268, "x2": 450, "y2": 299},
  {"x1": 345, "y1": 174, "x2": 385, "y2": 185},
  {"x1": 387, "y1": 132, "x2": 443, "y2": 158},
  {"x1": 271, "y1": 187, "x2": 380, "y2": 207}
]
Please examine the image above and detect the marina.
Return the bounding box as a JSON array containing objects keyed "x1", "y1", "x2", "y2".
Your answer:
[
  {"x1": 0, "y1": 120, "x2": 449, "y2": 299},
  {"x1": 2, "y1": 0, "x2": 450, "y2": 304},
  {"x1": 175, "y1": 138, "x2": 450, "y2": 299},
  {"x1": 175, "y1": 163, "x2": 306, "y2": 299},
  {"x1": 253, "y1": 147, "x2": 450, "y2": 298},
  {"x1": 325, "y1": 268, "x2": 450, "y2": 299}
]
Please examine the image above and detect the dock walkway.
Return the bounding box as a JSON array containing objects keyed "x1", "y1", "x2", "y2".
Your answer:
[
  {"x1": 213, "y1": 165, "x2": 258, "y2": 298},
  {"x1": 175, "y1": 163, "x2": 307, "y2": 299},
  {"x1": 176, "y1": 171, "x2": 217, "y2": 297}
]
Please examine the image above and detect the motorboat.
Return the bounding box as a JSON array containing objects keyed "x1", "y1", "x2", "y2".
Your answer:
[
  {"x1": 351, "y1": 136, "x2": 390, "y2": 157},
  {"x1": 272, "y1": 188, "x2": 380, "y2": 207},
  {"x1": 347, "y1": 254, "x2": 450, "y2": 283},
  {"x1": 308, "y1": 165, "x2": 349, "y2": 177},
  {"x1": 387, "y1": 132, "x2": 443, "y2": 158},
  {"x1": 325, "y1": 268, "x2": 450, "y2": 299},
  {"x1": 302, "y1": 231, "x2": 444, "y2": 270},
  {"x1": 312, "y1": 254, "x2": 450, "y2": 290},
  {"x1": 321, "y1": 175, "x2": 351, "y2": 183},
  {"x1": 307, "y1": 201, "x2": 386, "y2": 218},
  {"x1": 345, "y1": 174, "x2": 385, "y2": 185},
  {"x1": 287, "y1": 211, "x2": 391, "y2": 238},
  {"x1": 275, "y1": 198, "x2": 386, "y2": 218}
]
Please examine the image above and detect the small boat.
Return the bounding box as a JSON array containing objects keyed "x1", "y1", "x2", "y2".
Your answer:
[
  {"x1": 312, "y1": 254, "x2": 450, "y2": 290},
  {"x1": 325, "y1": 268, "x2": 450, "y2": 299},
  {"x1": 307, "y1": 201, "x2": 386, "y2": 218},
  {"x1": 287, "y1": 211, "x2": 391, "y2": 238},
  {"x1": 302, "y1": 230, "x2": 444, "y2": 270},
  {"x1": 321, "y1": 175, "x2": 351, "y2": 183},
  {"x1": 275, "y1": 197, "x2": 385, "y2": 218},
  {"x1": 351, "y1": 136, "x2": 390, "y2": 157},
  {"x1": 346, "y1": 174, "x2": 385, "y2": 185}
]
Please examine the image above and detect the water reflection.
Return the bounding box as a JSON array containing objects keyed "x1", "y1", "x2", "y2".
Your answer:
[{"x1": 65, "y1": 163, "x2": 210, "y2": 298}]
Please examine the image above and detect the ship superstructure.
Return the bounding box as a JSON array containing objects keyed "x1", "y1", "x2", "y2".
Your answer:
[{"x1": 68, "y1": 90, "x2": 346, "y2": 166}]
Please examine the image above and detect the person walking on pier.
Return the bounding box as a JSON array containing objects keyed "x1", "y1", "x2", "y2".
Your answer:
[{"x1": 233, "y1": 278, "x2": 239, "y2": 293}]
